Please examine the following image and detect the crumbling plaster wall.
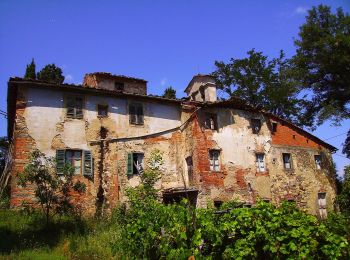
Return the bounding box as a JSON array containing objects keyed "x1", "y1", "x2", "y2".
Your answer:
[
  {"x1": 11, "y1": 86, "x2": 186, "y2": 213},
  {"x1": 192, "y1": 107, "x2": 272, "y2": 207}
]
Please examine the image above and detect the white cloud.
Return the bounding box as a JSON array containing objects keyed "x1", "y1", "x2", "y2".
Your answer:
[
  {"x1": 65, "y1": 74, "x2": 74, "y2": 82},
  {"x1": 160, "y1": 77, "x2": 167, "y2": 86},
  {"x1": 294, "y1": 6, "x2": 307, "y2": 15}
]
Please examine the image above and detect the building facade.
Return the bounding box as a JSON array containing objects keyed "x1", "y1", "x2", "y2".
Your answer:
[{"x1": 6, "y1": 73, "x2": 337, "y2": 217}]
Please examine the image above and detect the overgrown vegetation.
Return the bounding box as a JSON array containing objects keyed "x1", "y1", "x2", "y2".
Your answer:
[{"x1": 1, "y1": 150, "x2": 350, "y2": 259}]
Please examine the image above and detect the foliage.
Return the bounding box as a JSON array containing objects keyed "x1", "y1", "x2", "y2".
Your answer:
[
  {"x1": 0, "y1": 136, "x2": 8, "y2": 176},
  {"x1": 37, "y1": 63, "x2": 65, "y2": 84},
  {"x1": 24, "y1": 58, "x2": 36, "y2": 80},
  {"x1": 18, "y1": 150, "x2": 86, "y2": 224},
  {"x1": 212, "y1": 49, "x2": 303, "y2": 124},
  {"x1": 293, "y1": 5, "x2": 350, "y2": 127},
  {"x1": 163, "y1": 86, "x2": 177, "y2": 99},
  {"x1": 343, "y1": 130, "x2": 350, "y2": 158},
  {"x1": 336, "y1": 165, "x2": 350, "y2": 215},
  {"x1": 115, "y1": 149, "x2": 349, "y2": 259}
]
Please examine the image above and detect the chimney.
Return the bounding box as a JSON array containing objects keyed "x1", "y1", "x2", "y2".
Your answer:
[{"x1": 184, "y1": 74, "x2": 217, "y2": 102}]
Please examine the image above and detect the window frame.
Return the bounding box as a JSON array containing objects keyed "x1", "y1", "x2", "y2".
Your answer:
[
  {"x1": 129, "y1": 103, "x2": 144, "y2": 125},
  {"x1": 282, "y1": 153, "x2": 292, "y2": 170},
  {"x1": 127, "y1": 152, "x2": 144, "y2": 175},
  {"x1": 66, "y1": 96, "x2": 84, "y2": 119},
  {"x1": 56, "y1": 149, "x2": 93, "y2": 177},
  {"x1": 255, "y1": 153, "x2": 265, "y2": 172},
  {"x1": 251, "y1": 118, "x2": 262, "y2": 134},
  {"x1": 114, "y1": 82, "x2": 124, "y2": 91},
  {"x1": 97, "y1": 104, "x2": 108, "y2": 117},
  {"x1": 204, "y1": 112, "x2": 218, "y2": 130},
  {"x1": 209, "y1": 149, "x2": 220, "y2": 172},
  {"x1": 314, "y1": 155, "x2": 322, "y2": 170}
]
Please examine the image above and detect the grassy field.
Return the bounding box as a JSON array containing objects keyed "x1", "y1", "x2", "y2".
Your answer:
[{"x1": 0, "y1": 209, "x2": 124, "y2": 259}]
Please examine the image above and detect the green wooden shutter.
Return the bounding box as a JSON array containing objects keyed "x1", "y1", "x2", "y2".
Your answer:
[
  {"x1": 127, "y1": 153, "x2": 133, "y2": 176},
  {"x1": 83, "y1": 150, "x2": 93, "y2": 177},
  {"x1": 56, "y1": 149, "x2": 65, "y2": 175}
]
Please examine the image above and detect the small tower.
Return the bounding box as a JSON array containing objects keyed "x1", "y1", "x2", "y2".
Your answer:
[{"x1": 184, "y1": 74, "x2": 217, "y2": 102}]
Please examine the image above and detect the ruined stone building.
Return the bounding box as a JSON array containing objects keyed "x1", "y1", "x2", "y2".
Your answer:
[{"x1": 5, "y1": 72, "x2": 337, "y2": 217}]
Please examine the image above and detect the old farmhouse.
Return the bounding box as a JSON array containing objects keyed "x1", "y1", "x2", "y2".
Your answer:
[{"x1": 5, "y1": 72, "x2": 337, "y2": 217}]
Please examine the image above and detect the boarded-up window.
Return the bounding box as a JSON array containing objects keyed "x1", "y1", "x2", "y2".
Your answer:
[
  {"x1": 97, "y1": 104, "x2": 108, "y2": 117},
  {"x1": 66, "y1": 97, "x2": 83, "y2": 119},
  {"x1": 204, "y1": 113, "x2": 218, "y2": 130},
  {"x1": 251, "y1": 119, "x2": 261, "y2": 134},
  {"x1": 209, "y1": 150, "x2": 220, "y2": 171},
  {"x1": 256, "y1": 153, "x2": 265, "y2": 172},
  {"x1": 283, "y1": 153, "x2": 292, "y2": 169},
  {"x1": 314, "y1": 155, "x2": 322, "y2": 170},
  {"x1": 129, "y1": 103, "x2": 144, "y2": 125},
  {"x1": 318, "y1": 192, "x2": 327, "y2": 219},
  {"x1": 127, "y1": 152, "x2": 144, "y2": 175}
]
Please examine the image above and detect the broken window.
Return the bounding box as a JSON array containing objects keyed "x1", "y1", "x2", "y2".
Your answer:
[
  {"x1": 209, "y1": 150, "x2": 220, "y2": 171},
  {"x1": 318, "y1": 192, "x2": 327, "y2": 219},
  {"x1": 272, "y1": 122, "x2": 278, "y2": 133},
  {"x1": 129, "y1": 103, "x2": 144, "y2": 125},
  {"x1": 97, "y1": 104, "x2": 108, "y2": 117},
  {"x1": 115, "y1": 82, "x2": 124, "y2": 91},
  {"x1": 282, "y1": 153, "x2": 292, "y2": 169},
  {"x1": 255, "y1": 153, "x2": 265, "y2": 172},
  {"x1": 314, "y1": 155, "x2": 322, "y2": 170},
  {"x1": 251, "y1": 119, "x2": 261, "y2": 134},
  {"x1": 66, "y1": 97, "x2": 83, "y2": 119},
  {"x1": 186, "y1": 156, "x2": 194, "y2": 185},
  {"x1": 204, "y1": 113, "x2": 218, "y2": 130},
  {"x1": 127, "y1": 152, "x2": 144, "y2": 176},
  {"x1": 56, "y1": 149, "x2": 93, "y2": 176}
]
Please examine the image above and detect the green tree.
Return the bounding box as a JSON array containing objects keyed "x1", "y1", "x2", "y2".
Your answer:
[
  {"x1": 18, "y1": 150, "x2": 86, "y2": 224},
  {"x1": 336, "y1": 166, "x2": 350, "y2": 215},
  {"x1": 212, "y1": 49, "x2": 303, "y2": 124},
  {"x1": 293, "y1": 5, "x2": 350, "y2": 127},
  {"x1": 37, "y1": 64, "x2": 65, "y2": 84},
  {"x1": 24, "y1": 58, "x2": 36, "y2": 80},
  {"x1": 163, "y1": 86, "x2": 177, "y2": 99}
]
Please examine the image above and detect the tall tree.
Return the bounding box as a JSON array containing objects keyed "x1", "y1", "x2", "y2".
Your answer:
[
  {"x1": 212, "y1": 49, "x2": 302, "y2": 124},
  {"x1": 162, "y1": 86, "x2": 177, "y2": 99},
  {"x1": 0, "y1": 137, "x2": 9, "y2": 177},
  {"x1": 24, "y1": 58, "x2": 36, "y2": 80},
  {"x1": 37, "y1": 64, "x2": 65, "y2": 84},
  {"x1": 293, "y1": 5, "x2": 350, "y2": 127}
]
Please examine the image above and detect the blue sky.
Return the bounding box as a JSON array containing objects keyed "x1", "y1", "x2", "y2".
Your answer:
[{"x1": 0, "y1": 0, "x2": 349, "y2": 175}]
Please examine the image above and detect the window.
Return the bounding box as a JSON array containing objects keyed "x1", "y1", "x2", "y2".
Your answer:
[
  {"x1": 127, "y1": 152, "x2": 144, "y2": 175},
  {"x1": 97, "y1": 104, "x2": 108, "y2": 117},
  {"x1": 314, "y1": 155, "x2": 322, "y2": 170},
  {"x1": 66, "y1": 97, "x2": 83, "y2": 119},
  {"x1": 204, "y1": 113, "x2": 218, "y2": 130},
  {"x1": 214, "y1": 201, "x2": 223, "y2": 209},
  {"x1": 282, "y1": 153, "x2": 292, "y2": 169},
  {"x1": 186, "y1": 156, "x2": 194, "y2": 184},
  {"x1": 56, "y1": 149, "x2": 93, "y2": 176},
  {"x1": 209, "y1": 150, "x2": 220, "y2": 171},
  {"x1": 129, "y1": 103, "x2": 144, "y2": 125},
  {"x1": 318, "y1": 192, "x2": 327, "y2": 219},
  {"x1": 256, "y1": 153, "x2": 265, "y2": 172},
  {"x1": 115, "y1": 82, "x2": 124, "y2": 91},
  {"x1": 251, "y1": 119, "x2": 261, "y2": 134},
  {"x1": 272, "y1": 122, "x2": 278, "y2": 133}
]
